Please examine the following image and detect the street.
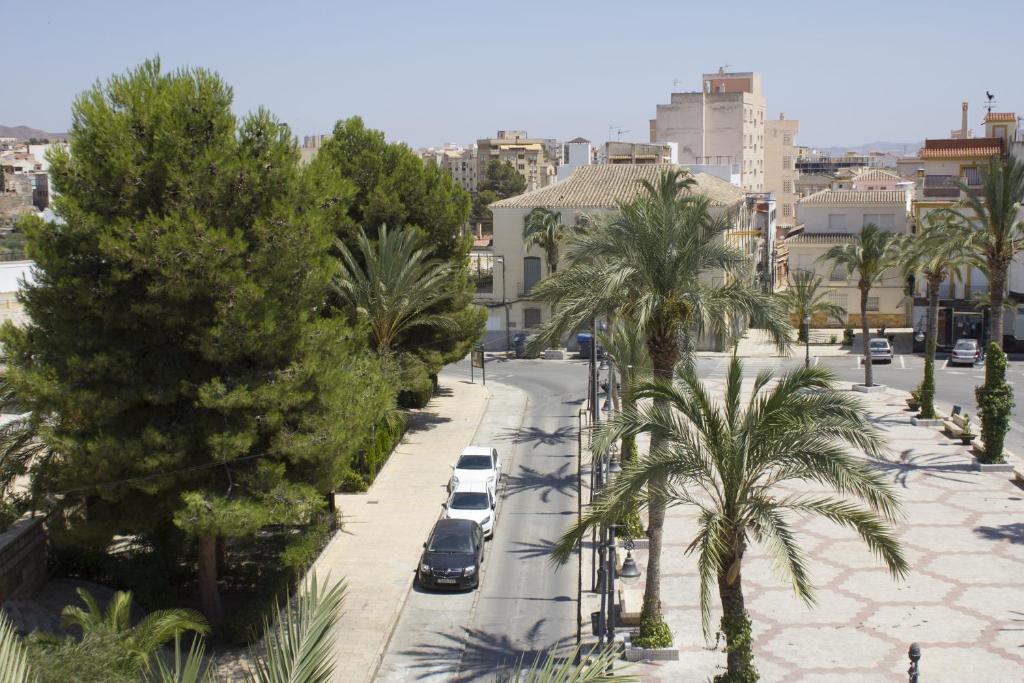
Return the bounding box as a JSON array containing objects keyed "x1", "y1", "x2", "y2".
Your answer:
[{"x1": 376, "y1": 357, "x2": 587, "y2": 682}]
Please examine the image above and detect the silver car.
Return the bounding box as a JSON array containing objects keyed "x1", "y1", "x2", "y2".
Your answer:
[
  {"x1": 868, "y1": 338, "x2": 894, "y2": 363},
  {"x1": 949, "y1": 339, "x2": 981, "y2": 366}
]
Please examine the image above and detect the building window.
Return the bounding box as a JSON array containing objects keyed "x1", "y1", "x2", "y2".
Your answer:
[
  {"x1": 783, "y1": 133, "x2": 793, "y2": 145},
  {"x1": 866, "y1": 297, "x2": 880, "y2": 312},
  {"x1": 830, "y1": 264, "x2": 846, "y2": 281},
  {"x1": 783, "y1": 156, "x2": 793, "y2": 170},
  {"x1": 826, "y1": 290, "x2": 846, "y2": 309},
  {"x1": 827, "y1": 214, "x2": 847, "y2": 230},
  {"x1": 863, "y1": 213, "x2": 895, "y2": 229},
  {"x1": 782, "y1": 203, "x2": 792, "y2": 217},
  {"x1": 523, "y1": 308, "x2": 542, "y2": 329},
  {"x1": 783, "y1": 180, "x2": 793, "y2": 192},
  {"x1": 523, "y1": 257, "x2": 542, "y2": 294}
]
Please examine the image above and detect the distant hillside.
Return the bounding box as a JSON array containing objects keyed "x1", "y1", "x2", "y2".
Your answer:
[
  {"x1": 0, "y1": 125, "x2": 68, "y2": 141},
  {"x1": 808, "y1": 141, "x2": 922, "y2": 156}
]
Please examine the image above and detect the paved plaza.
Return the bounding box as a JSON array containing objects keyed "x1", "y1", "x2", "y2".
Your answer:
[{"x1": 625, "y1": 385, "x2": 1024, "y2": 682}]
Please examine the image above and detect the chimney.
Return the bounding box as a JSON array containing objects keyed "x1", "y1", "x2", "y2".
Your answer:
[{"x1": 961, "y1": 102, "x2": 969, "y2": 138}]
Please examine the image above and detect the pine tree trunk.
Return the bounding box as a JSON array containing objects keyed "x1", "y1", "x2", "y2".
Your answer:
[
  {"x1": 990, "y1": 266, "x2": 1006, "y2": 350},
  {"x1": 198, "y1": 534, "x2": 223, "y2": 625},
  {"x1": 920, "y1": 277, "x2": 940, "y2": 419},
  {"x1": 717, "y1": 548, "x2": 756, "y2": 682},
  {"x1": 860, "y1": 284, "x2": 873, "y2": 387},
  {"x1": 640, "y1": 328, "x2": 678, "y2": 637}
]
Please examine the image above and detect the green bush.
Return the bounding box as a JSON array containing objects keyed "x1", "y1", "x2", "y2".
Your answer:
[
  {"x1": 26, "y1": 631, "x2": 141, "y2": 683},
  {"x1": 632, "y1": 610, "x2": 672, "y2": 649},
  {"x1": 976, "y1": 343, "x2": 1014, "y2": 463},
  {"x1": 337, "y1": 470, "x2": 368, "y2": 493},
  {"x1": 279, "y1": 518, "x2": 333, "y2": 572}
]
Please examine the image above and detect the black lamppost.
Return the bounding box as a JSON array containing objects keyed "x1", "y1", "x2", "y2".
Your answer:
[
  {"x1": 494, "y1": 255, "x2": 510, "y2": 352},
  {"x1": 803, "y1": 314, "x2": 811, "y2": 369}
]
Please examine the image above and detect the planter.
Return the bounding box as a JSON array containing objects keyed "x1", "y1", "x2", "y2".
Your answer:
[
  {"x1": 960, "y1": 435, "x2": 975, "y2": 446},
  {"x1": 543, "y1": 348, "x2": 567, "y2": 360},
  {"x1": 905, "y1": 399, "x2": 919, "y2": 411},
  {"x1": 971, "y1": 458, "x2": 1015, "y2": 472},
  {"x1": 911, "y1": 417, "x2": 944, "y2": 427},
  {"x1": 623, "y1": 632, "x2": 679, "y2": 662},
  {"x1": 853, "y1": 383, "x2": 887, "y2": 393}
]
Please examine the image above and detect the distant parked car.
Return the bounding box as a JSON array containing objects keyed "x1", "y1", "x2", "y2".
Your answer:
[
  {"x1": 418, "y1": 518, "x2": 485, "y2": 590},
  {"x1": 868, "y1": 338, "x2": 894, "y2": 363},
  {"x1": 444, "y1": 483, "x2": 496, "y2": 538},
  {"x1": 949, "y1": 338, "x2": 982, "y2": 366},
  {"x1": 448, "y1": 446, "x2": 501, "y2": 495}
]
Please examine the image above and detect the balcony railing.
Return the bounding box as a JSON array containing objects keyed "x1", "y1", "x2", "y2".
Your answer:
[{"x1": 922, "y1": 175, "x2": 960, "y2": 198}]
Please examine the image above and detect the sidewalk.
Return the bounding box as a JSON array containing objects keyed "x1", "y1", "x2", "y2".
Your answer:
[
  {"x1": 697, "y1": 328, "x2": 914, "y2": 358},
  {"x1": 628, "y1": 384, "x2": 1024, "y2": 681},
  {"x1": 306, "y1": 375, "x2": 492, "y2": 683}
]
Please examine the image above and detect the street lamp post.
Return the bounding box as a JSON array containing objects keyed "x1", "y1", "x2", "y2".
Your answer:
[
  {"x1": 803, "y1": 314, "x2": 811, "y2": 369},
  {"x1": 494, "y1": 255, "x2": 510, "y2": 352}
]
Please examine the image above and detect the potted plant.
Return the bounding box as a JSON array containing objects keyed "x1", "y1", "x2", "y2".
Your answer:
[
  {"x1": 960, "y1": 414, "x2": 975, "y2": 445},
  {"x1": 842, "y1": 327, "x2": 854, "y2": 346},
  {"x1": 906, "y1": 388, "x2": 920, "y2": 411}
]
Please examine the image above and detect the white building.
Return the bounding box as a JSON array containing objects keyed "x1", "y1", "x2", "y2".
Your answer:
[{"x1": 556, "y1": 138, "x2": 594, "y2": 182}]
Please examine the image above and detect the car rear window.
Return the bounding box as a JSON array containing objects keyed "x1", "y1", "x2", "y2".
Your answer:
[
  {"x1": 450, "y1": 492, "x2": 489, "y2": 510},
  {"x1": 954, "y1": 341, "x2": 977, "y2": 350},
  {"x1": 427, "y1": 530, "x2": 474, "y2": 553},
  {"x1": 870, "y1": 341, "x2": 889, "y2": 348},
  {"x1": 457, "y1": 455, "x2": 493, "y2": 470}
]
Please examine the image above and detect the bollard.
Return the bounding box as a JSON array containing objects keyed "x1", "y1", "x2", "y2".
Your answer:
[{"x1": 908, "y1": 642, "x2": 920, "y2": 683}]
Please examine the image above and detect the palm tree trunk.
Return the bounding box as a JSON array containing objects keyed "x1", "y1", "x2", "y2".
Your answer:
[
  {"x1": 717, "y1": 551, "x2": 756, "y2": 681},
  {"x1": 640, "y1": 329, "x2": 677, "y2": 637},
  {"x1": 860, "y1": 284, "x2": 873, "y2": 387},
  {"x1": 920, "y1": 277, "x2": 940, "y2": 419},
  {"x1": 198, "y1": 534, "x2": 223, "y2": 625},
  {"x1": 989, "y1": 266, "x2": 1006, "y2": 350}
]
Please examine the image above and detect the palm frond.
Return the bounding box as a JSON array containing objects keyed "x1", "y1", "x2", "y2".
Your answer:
[
  {"x1": 496, "y1": 642, "x2": 636, "y2": 682},
  {"x1": 0, "y1": 612, "x2": 34, "y2": 683},
  {"x1": 146, "y1": 632, "x2": 216, "y2": 683}
]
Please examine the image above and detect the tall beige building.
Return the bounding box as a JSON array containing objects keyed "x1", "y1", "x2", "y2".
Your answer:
[
  {"x1": 765, "y1": 115, "x2": 800, "y2": 226},
  {"x1": 649, "y1": 70, "x2": 766, "y2": 191},
  {"x1": 476, "y1": 130, "x2": 554, "y2": 191}
]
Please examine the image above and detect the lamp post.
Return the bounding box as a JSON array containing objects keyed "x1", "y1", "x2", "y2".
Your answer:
[
  {"x1": 803, "y1": 313, "x2": 811, "y2": 369},
  {"x1": 494, "y1": 255, "x2": 510, "y2": 353}
]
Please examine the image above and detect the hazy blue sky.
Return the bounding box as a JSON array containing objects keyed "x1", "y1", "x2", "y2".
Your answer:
[{"x1": 3, "y1": 0, "x2": 1021, "y2": 149}]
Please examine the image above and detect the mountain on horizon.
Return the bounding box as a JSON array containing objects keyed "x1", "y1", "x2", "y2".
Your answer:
[
  {"x1": 0, "y1": 125, "x2": 68, "y2": 141},
  {"x1": 806, "y1": 141, "x2": 922, "y2": 156}
]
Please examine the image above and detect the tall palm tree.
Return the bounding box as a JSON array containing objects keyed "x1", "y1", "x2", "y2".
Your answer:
[
  {"x1": 532, "y1": 168, "x2": 790, "y2": 645},
  {"x1": 951, "y1": 155, "x2": 1024, "y2": 349},
  {"x1": 900, "y1": 217, "x2": 973, "y2": 419},
  {"x1": 553, "y1": 360, "x2": 907, "y2": 681},
  {"x1": 778, "y1": 270, "x2": 847, "y2": 342},
  {"x1": 523, "y1": 208, "x2": 574, "y2": 276},
  {"x1": 822, "y1": 224, "x2": 900, "y2": 387},
  {"x1": 597, "y1": 322, "x2": 651, "y2": 465},
  {"x1": 333, "y1": 225, "x2": 456, "y2": 352}
]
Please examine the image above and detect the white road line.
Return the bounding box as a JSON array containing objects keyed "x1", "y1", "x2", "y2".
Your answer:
[
  {"x1": 942, "y1": 358, "x2": 950, "y2": 369},
  {"x1": 814, "y1": 356, "x2": 820, "y2": 367},
  {"x1": 899, "y1": 355, "x2": 906, "y2": 369}
]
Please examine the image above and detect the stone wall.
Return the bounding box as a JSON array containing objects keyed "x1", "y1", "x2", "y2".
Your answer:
[
  {"x1": 849, "y1": 313, "x2": 906, "y2": 328},
  {"x1": 0, "y1": 513, "x2": 48, "y2": 601}
]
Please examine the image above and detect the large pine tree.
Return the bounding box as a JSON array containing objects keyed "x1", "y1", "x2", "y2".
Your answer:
[{"x1": 1, "y1": 60, "x2": 394, "y2": 623}]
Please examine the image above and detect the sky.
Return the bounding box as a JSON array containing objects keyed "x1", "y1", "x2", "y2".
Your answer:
[{"x1": 3, "y1": 0, "x2": 1022, "y2": 150}]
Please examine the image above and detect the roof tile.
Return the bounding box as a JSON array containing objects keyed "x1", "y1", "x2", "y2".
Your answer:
[{"x1": 798, "y1": 190, "x2": 907, "y2": 206}]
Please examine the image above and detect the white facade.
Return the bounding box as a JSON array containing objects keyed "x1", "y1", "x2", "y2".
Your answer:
[{"x1": 556, "y1": 139, "x2": 594, "y2": 182}]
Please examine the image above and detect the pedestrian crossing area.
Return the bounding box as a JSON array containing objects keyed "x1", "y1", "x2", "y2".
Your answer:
[{"x1": 696, "y1": 356, "x2": 807, "y2": 379}]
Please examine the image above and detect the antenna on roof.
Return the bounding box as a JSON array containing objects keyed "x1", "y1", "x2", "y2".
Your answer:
[
  {"x1": 608, "y1": 126, "x2": 631, "y2": 141},
  {"x1": 718, "y1": 64, "x2": 732, "y2": 74}
]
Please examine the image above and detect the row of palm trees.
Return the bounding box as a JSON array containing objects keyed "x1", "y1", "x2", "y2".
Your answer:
[{"x1": 526, "y1": 157, "x2": 1023, "y2": 680}]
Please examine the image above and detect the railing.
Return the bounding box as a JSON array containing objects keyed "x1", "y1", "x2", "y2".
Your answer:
[{"x1": 922, "y1": 175, "x2": 960, "y2": 198}]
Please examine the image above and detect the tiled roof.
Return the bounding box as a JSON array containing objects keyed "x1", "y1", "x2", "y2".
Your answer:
[
  {"x1": 984, "y1": 112, "x2": 1016, "y2": 123},
  {"x1": 798, "y1": 190, "x2": 907, "y2": 206},
  {"x1": 785, "y1": 232, "x2": 859, "y2": 245},
  {"x1": 919, "y1": 137, "x2": 1004, "y2": 159},
  {"x1": 853, "y1": 168, "x2": 902, "y2": 182},
  {"x1": 490, "y1": 164, "x2": 745, "y2": 209},
  {"x1": 566, "y1": 137, "x2": 591, "y2": 144}
]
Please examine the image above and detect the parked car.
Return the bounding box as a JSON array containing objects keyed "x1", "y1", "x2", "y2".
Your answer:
[
  {"x1": 444, "y1": 483, "x2": 496, "y2": 538},
  {"x1": 949, "y1": 338, "x2": 982, "y2": 366},
  {"x1": 449, "y1": 446, "x2": 501, "y2": 494},
  {"x1": 418, "y1": 518, "x2": 485, "y2": 590},
  {"x1": 868, "y1": 338, "x2": 894, "y2": 363},
  {"x1": 512, "y1": 333, "x2": 540, "y2": 359}
]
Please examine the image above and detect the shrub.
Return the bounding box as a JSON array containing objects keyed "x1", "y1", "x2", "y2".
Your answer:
[
  {"x1": 829, "y1": 334, "x2": 837, "y2": 345},
  {"x1": 26, "y1": 631, "x2": 141, "y2": 683},
  {"x1": 337, "y1": 470, "x2": 368, "y2": 493},
  {"x1": 632, "y1": 610, "x2": 672, "y2": 649},
  {"x1": 842, "y1": 327, "x2": 854, "y2": 345},
  {"x1": 395, "y1": 354, "x2": 434, "y2": 408},
  {"x1": 976, "y1": 343, "x2": 1014, "y2": 463}
]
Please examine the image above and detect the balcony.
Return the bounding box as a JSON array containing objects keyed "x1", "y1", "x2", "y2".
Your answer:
[{"x1": 922, "y1": 175, "x2": 960, "y2": 199}]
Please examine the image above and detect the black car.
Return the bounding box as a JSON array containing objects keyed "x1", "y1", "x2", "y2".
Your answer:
[{"x1": 418, "y1": 518, "x2": 485, "y2": 590}]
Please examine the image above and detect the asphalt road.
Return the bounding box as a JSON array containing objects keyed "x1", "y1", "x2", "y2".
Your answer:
[{"x1": 376, "y1": 357, "x2": 587, "y2": 682}]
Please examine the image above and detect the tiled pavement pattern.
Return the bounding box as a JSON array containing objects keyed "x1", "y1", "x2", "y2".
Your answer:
[{"x1": 629, "y1": 385, "x2": 1024, "y2": 682}]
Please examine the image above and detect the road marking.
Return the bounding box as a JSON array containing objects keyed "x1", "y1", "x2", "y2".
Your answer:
[
  {"x1": 814, "y1": 356, "x2": 820, "y2": 367},
  {"x1": 899, "y1": 355, "x2": 906, "y2": 369},
  {"x1": 942, "y1": 359, "x2": 950, "y2": 369}
]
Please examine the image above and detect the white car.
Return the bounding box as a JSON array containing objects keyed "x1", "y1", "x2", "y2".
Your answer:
[
  {"x1": 449, "y1": 446, "x2": 501, "y2": 495},
  {"x1": 949, "y1": 339, "x2": 981, "y2": 366},
  {"x1": 444, "y1": 483, "x2": 496, "y2": 538},
  {"x1": 868, "y1": 338, "x2": 894, "y2": 363}
]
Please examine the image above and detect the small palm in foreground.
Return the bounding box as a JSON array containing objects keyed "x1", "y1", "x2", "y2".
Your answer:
[
  {"x1": 523, "y1": 208, "x2": 574, "y2": 275},
  {"x1": 495, "y1": 642, "x2": 635, "y2": 682},
  {"x1": 778, "y1": 270, "x2": 846, "y2": 342},
  {"x1": 333, "y1": 225, "x2": 456, "y2": 352},
  {"x1": 554, "y1": 359, "x2": 907, "y2": 681}
]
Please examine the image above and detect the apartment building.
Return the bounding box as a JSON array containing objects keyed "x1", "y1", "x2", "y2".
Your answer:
[
  {"x1": 787, "y1": 188, "x2": 913, "y2": 327},
  {"x1": 603, "y1": 141, "x2": 676, "y2": 165},
  {"x1": 649, "y1": 69, "x2": 766, "y2": 192},
  {"x1": 476, "y1": 130, "x2": 555, "y2": 192},
  {"x1": 765, "y1": 115, "x2": 799, "y2": 226},
  {"x1": 556, "y1": 138, "x2": 595, "y2": 182}
]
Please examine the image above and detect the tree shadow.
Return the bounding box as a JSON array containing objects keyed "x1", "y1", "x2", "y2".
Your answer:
[
  {"x1": 399, "y1": 619, "x2": 576, "y2": 681},
  {"x1": 974, "y1": 522, "x2": 1024, "y2": 545},
  {"x1": 513, "y1": 425, "x2": 577, "y2": 448},
  {"x1": 405, "y1": 411, "x2": 453, "y2": 434},
  {"x1": 434, "y1": 385, "x2": 454, "y2": 397},
  {"x1": 503, "y1": 462, "x2": 576, "y2": 503},
  {"x1": 871, "y1": 449, "x2": 976, "y2": 488},
  {"x1": 507, "y1": 538, "x2": 559, "y2": 560}
]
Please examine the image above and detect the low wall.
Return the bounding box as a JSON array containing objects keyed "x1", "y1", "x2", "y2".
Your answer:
[{"x1": 0, "y1": 512, "x2": 48, "y2": 601}]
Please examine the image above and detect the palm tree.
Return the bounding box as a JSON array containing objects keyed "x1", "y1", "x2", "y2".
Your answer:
[
  {"x1": 333, "y1": 225, "x2": 456, "y2": 352},
  {"x1": 496, "y1": 642, "x2": 636, "y2": 682},
  {"x1": 900, "y1": 218, "x2": 973, "y2": 419},
  {"x1": 951, "y1": 155, "x2": 1024, "y2": 349},
  {"x1": 59, "y1": 588, "x2": 209, "y2": 671},
  {"x1": 532, "y1": 168, "x2": 790, "y2": 645},
  {"x1": 822, "y1": 224, "x2": 900, "y2": 388},
  {"x1": 0, "y1": 612, "x2": 33, "y2": 683},
  {"x1": 597, "y1": 322, "x2": 651, "y2": 465},
  {"x1": 778, "y1": 270, "x2": 847, "y2": 342},
  {"x1": 523, "y1": 208, "x2": 574, "y2": 275},
  {"x1": 553, "y1": 359, "x2": 907, "y2": 680}
]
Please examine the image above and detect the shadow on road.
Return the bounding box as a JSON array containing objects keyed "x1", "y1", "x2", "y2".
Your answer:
[
  {"x1": 503, "y1": 463, "x2": 575, "y2": 502},
  {"x1": 873, "y1": 449, "x2": 976, "y2": 488},
  {"x1": 974, "y1": 522, "x2": 1024, "y2": 545},
  {"x1": 511, "y1": 425, "x2": 577, "y2": 447},
  {"x1": 506, "y1": 538, "x2": 558, "y2": 560},
  {"x1": 405, "y1": 411, "x2": 453, "y2": 434}
]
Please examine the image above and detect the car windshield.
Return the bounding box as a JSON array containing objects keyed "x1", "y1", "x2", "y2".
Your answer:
[
  {"x1": 427, "y1": 530, "x2": 473, "y2": 553},
  {"x1": 869, "y1": 341, "x2": 889, "y2": 349},
  {"x1": 450, "y1": 492, "x2": 489, "y2": 510},
  {"x1": 954, "y1": 341, "x2": 977, "y2": 351},
  {"x1": 456, "y1": 455, "x2": 493, "y2": 470}
]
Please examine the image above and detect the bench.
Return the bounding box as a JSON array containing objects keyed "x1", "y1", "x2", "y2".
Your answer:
[{"x1": 943, "y1": 411, "x2": 976, "y2": 439}]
